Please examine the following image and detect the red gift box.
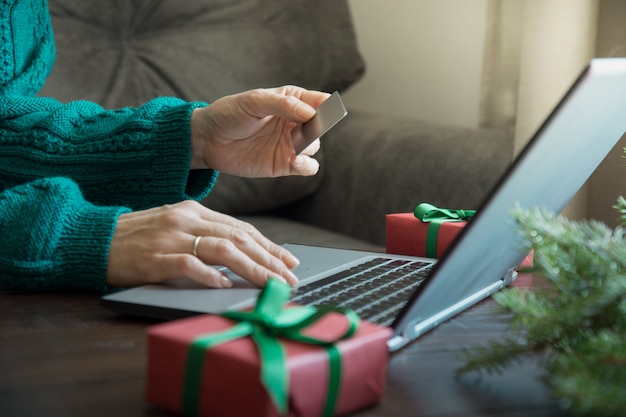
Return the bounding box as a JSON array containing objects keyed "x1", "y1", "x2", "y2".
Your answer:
[
  {"x1": 146, "y1": 281, "x2": 392, "y2": 417},
  {"x1": 386, "y1": 212, "x2": 467, "y2": 258},
  {"x1": 386, "y1": 205, "x2": 534, "y2": 269}
]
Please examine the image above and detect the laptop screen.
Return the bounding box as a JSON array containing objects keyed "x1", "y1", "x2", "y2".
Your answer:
[{"x1": 394, "y1": 59, "x2": 626, "y2": 343}]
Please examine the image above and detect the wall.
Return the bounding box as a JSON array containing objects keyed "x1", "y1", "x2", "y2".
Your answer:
[
  {"x1": 343, "y1": 1, "x2": 626, "y2": 226},
  {"x1": 343, "y1": 0, "x2": 488, "y2": 129},
  {"x1": 513, "y1": 0, "x2": 598, "y2": 221},
  {"x1": 588, "y1": 0, "x2": 626, "y2": 227}
]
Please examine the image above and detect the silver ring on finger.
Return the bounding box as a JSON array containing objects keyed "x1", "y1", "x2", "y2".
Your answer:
[{"x1": 192, "y1": 235, "x2": 203, "y2": 257}]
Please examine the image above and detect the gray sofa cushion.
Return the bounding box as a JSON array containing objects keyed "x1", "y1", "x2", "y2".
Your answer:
[
  {"x1": 237, "y1": 215, "x2": 373, "y2": 250},
  {"x1": 42, "y1": 0, "x2": 364, "y2": 105},
  {"x1": 201, "y1": 160, "x2": 325, "y2": 214},
  {"x1": 41, "y1": 0, "x2": 365, "y2": 212}
]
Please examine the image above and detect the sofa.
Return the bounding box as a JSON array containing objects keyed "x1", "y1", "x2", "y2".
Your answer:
[{"x1": 40, "y1": 0, "x2": 514, "y2": 250}]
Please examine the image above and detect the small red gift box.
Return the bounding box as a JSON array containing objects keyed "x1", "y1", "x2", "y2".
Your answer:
[
  {"x1": 386, "y1": 213, "x2": 467, "y2": 258},
  {"x1": 386, "y1": 203, "x2": 534, "y2": 269},
  {"x1": 146, "y1": 280, "x2": 392, "y2": 417},
  {"x1": 386, "y1": 203, "x2": 475, "y2": 258}
]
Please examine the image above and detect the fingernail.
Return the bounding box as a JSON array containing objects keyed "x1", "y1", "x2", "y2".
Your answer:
[
  {"x1": 293, "y1": 155, "x2": 305, "y2": 166},
  {"x1": 269, "y1": 275, "x2": 288, "y2": 285},
  {"x1": 284, "y1": 251, "x2": 300, "y2": 268},
  {"x1": 285, "y1": 270, "x2": 299, "y2": 285},
  {"x1": 295, "y1": 102, "x2": 315, "y2": 119},
  {"x1": 221, "y1": 274, "x2": 233, "y2": 288}
]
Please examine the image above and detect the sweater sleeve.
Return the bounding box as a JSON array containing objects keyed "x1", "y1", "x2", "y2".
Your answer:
[
  {"x1": 0, "y1": 177, "x2": 131, "y2": 292},
  {"x1": 0, "y1": 95, "x2": 218, "y2": 210}
]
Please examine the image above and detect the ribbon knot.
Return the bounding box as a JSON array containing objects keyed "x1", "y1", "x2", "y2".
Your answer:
[
  {"x1": 414, "y1": 203, "x2": 475, "y2": 258},
  {"x1": 414, "y1": 203, "x2": 475, "y2": 222},
  {"x1": 456, "y1": 209, "x2": 471, "y2": 219},
  {"x1": 182, "y1": 278, "x2": 361, "y2": 417}
]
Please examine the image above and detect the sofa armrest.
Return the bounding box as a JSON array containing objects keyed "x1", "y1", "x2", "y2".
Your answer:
[{"x1": 280, "y1": 110, "x2": 514, "y2": 246}]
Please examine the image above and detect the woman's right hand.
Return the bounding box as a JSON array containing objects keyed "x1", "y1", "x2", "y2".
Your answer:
[
  {"x1": 105, "y1": 200, "x2": 300, "y2": 289},
  {"x1": 189, "y1": 85, "x2": 329, "y2": 177}
]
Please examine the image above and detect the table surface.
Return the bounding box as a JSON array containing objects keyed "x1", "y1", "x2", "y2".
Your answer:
[{"x1": 0, "y1": 273, "x2": 571, "y2": 417}]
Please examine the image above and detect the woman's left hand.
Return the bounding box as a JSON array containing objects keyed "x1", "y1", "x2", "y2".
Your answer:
[{"x1": 189, "y1": 85, "x2": 330, "y2": 177}]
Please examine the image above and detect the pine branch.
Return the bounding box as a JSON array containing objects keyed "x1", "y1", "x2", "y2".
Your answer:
[
  {"x1": 459, "y1": 205, "x2": 626, "y2": 416},
  {"x1": 456, "y1": 336, "x2": 542, "y2": 378},
  {"x1": 549, "y1": 329, "x2": 626, "y2": 416}
]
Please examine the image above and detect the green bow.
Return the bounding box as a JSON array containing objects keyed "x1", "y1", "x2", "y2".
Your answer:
[
  {"x1": 182, "y1": 278, "x2": 361, "y2": 417},
  {"x1": 414, "y1": 203, "x2": 475, "y2": 258}
]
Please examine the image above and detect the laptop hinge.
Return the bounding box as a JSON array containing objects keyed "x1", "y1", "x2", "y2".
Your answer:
[
  {"x1": 407, "y1": 273, "x2": 516, "y2": 344},
  {"x1": 387, "y1": 335, "x2": 406, "y2": 351}
]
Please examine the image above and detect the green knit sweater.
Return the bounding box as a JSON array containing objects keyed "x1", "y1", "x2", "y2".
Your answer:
[{"x1": 0, "y1": 0, "x2": 218, "y2": 292}]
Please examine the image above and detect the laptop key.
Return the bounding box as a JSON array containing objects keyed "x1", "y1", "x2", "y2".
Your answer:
[{"x1": 291, "y1": 257, "x2": 432, "y2": 325}]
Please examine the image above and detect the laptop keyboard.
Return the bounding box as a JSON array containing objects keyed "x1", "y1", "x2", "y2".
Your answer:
[{"x1": 291, "y1": 257, "x2": 433, "y2": 327}]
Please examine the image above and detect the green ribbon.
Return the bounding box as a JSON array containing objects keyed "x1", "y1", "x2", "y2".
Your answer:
[
  {"x1": 414, "y1": 203, "x2": 475, "y2": 258},
  {"x1": 182, "y1": 278, "x2": 361, "y2": 417}
]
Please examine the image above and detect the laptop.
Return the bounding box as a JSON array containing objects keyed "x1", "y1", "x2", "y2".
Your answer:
[{"x1": 102, "y1": 58, "x2": 626, "y2": 352}]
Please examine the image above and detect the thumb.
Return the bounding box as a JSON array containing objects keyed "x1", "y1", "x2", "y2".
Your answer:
[{"x1": 243, "y1": 90, "x2": 317, "y2": 123}]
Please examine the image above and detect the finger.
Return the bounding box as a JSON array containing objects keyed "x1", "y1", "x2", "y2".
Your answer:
[
  {"x1": 191, "y1": 209, "x2": 300, "y2": 274},
  {"x1": 145, "y1": 254, "x2": 235, "y2": 288},
  {"x1": 211, "y1": 227, "x2": 299, "y2": 285},
  {"x1": 300, "y1": 138, "x2": 321, "y2": 156},
  {"x1": 297, "y1": 88, "x2": 332, "y2": 108},
  {"x1": 290, "y1": 154, "x2": 320, "y2": 176},
  {"x1": 197, "y1": 235, "x2": 297, "y2": 287},
  {"x1": 272, "y1": 85, "x2": 331, "y2": 108},
  {"x1": 236, "y1": 224, "x2": 301, "y2": 271},
  {"x1": 243, "y1": 89, "x2": 319, "y2": 123},
  {"x1": 278, "y1": 89, "x2": 332, "y2": 121},
  {"x1": 195, "y1": 210, "x2": 287, "y2": 258},
  {"x1": 267, "y1": 241, "x2": 300, "y2": 270}
]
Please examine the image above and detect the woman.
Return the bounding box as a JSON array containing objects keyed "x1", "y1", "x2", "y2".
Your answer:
[{"x1": 0, "y1": 0, "x2": 328, "y2": 292}]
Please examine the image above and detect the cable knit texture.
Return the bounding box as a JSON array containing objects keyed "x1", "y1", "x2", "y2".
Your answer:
[{"x1": 0, "y1": 0, "x2": 217, "y2": 292}]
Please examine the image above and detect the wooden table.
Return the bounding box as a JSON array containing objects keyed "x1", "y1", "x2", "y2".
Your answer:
[{"x1": 0, "y1": 274, "x2": 570, "y2": 417}]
